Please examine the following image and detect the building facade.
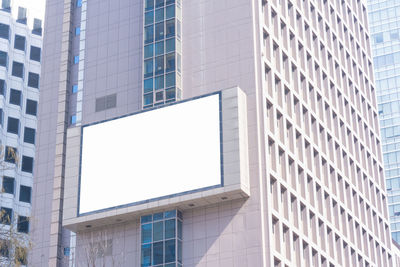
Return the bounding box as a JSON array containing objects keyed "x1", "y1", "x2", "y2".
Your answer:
[
  {"x1": 32, "y1": 0, "x2": 394, "y2": 266},
  {"x1": 0, "y1": 0, "x2": 42, "y2": 264},
  {"x1": 367, "y1": 0, "x2": 400, "y2": 243}
]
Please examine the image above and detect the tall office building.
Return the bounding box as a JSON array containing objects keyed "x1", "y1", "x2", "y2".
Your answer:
[
  {"x1": 31, "y1": 0, "x2": 394, "y2": 266},
  {"x1": 367, "y1": 0, "x2": 400, "y2": 243},
  {"x1": 0, "y1": 0, "x2": 42, "y2": 264}
]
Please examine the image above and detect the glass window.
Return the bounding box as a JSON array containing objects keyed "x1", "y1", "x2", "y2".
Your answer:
[
  {"x1": 155, "y1": 91, "x2": 164, "y2": 102},
  {"x1": 30, "y1": 45, "x2": 41, "y2": 62},
  {"x1": 2, "y1": 176, "x2": 14, "y2": 194},
  {"x1": 4, "y1": 146, "x2": 17, "y2": 164},
  {"x1": 153, "y1": 242, "x2": 163, "y2": 265},
  {"x1": 74, "y1": 55, "x2": 79, "y2": 64},
  {"x1": 71, "y1": 115, "x2": 77, "y2": 124},
  {"x1": 155, "y1": 56, "x2": 164, "y2": 75},
  {"x1": 141, "y1": 244, "x2": 151, "y2": 266},
  {"x1": 7, "y1": 117, "x2": 19, "y2": 135},
  {"x1": 165, "y1": 219, "x2": 175, "y2": 239},
  {"x1": 72, "y1": 84, "x2": 78, "y2": 93},
  {"x1": 155, "y1": 22, "x2": 164, "y2": 41},
  {"x1": 166, "y1": 0, "x2": 175, "y2": 5},
  {"x1": 0, "y1": 207, "x2": 12, "y2": 225},
  {"x1": 144, "y1": 59, "x2": 154, "y2": 78},
  {"x1": 144, "y1": 44, "x2": 153, "y2": 58},
  {"x1": 26, "y1": 99, "x2": 37, "y2": 115},
  {"x1": 155, "y1": 75, "x2": 164, "y2": 90},
  {"x1": 165, "y1": 53, "x2": 175, "y2": 72},
  {"x1": 165, "y1": 20, "x2": 175, "y2": 38},
  {"x1": 166, "y1": 5, "x2": 175, "y2": 19},
  {"x1": 153, "y1": 221, "x2": 163, "y2": 241},
  {"x1": 144, "y1": 93, "x2": 153, "y2": 105},
  {"x1": 144, "y1": 78, "x2": 153, "y2": 93},
  {"x1": 145, "y1": 25, "x2": 154, "y2": 44},
  {"x1": 165, "y1": 72, "x2": 175, "y2": 87},
  {"x1": 75, "y1": 27, "x2": 80, "y2": 35},
  {"x1": 24, "y1": 127, "x2": 35, "y2": 144},
  {"x1": 145, "y1": 0, "x2": 154, "y2": 11},
  {"x1": 32, "y1": 19, "x2": 42, "y2": 36},
  {"x1": 0, "y1": 23, "x2": 9, "y2": 40},
  {"x1": 17, "y1": 216, "x2": 29, "y2": 233},
  {"x1": 12, "y1": 61, "x2": 24, "y2": 78},
  {"x1": 17, "y1": 7, "x2": 27, "y2": 24},
  {"x1": 155, "y1": 8, "x2": 164, "y2": 22},
  {"x1": 19, "y1": 185, "x2": 31, "y2": 203},
  {"x1": 14, "y1": 35, "x2": 25, "y2": 51},
  {"x1": 9, "y1": 89, "x2": 21, "y2": 106},
  {"x1": 156, "y1": 0, "x2": 164, "y2": 8},
  {"x1": 28, "y1": 72, "x2": 39, "y2": 88},
  {"x1": 21, "y1": 156, "x2": 33, "y2": 173},
  {"x1": 0, "y1": 51, "x2": 7, "y2": 67},
  {"x1": 165, "y1": 38, "x2": 175, "y2": 53},
  {"x1": 165, "y1": 239, "x2": 175, "y2": 263},
  {"x1": 155, "y1": 41, "x2": 164, "y2": 56},
  {"x1": 0, "y1": 79, "x2": 5, "y2": 96},
  {"x1": 1, "y1": 0, "x2": 10, "y2": 11},
  {"x1": 165, "y1": 87, "x2": 175, "y2": 100},
  {"x1": 145, "y1": 11, "x2": 154, "y2": 25},
  {"x1": 76, "y1": 0, "x2": 82, "y2": 7},
  {"x1": 142, "y1": 223, "x2": 152, "y2": 243}
]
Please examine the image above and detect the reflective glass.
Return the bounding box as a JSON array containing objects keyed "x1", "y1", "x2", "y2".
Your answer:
[
  {"x1": 166, "y1": 88, "x2": 175, "y2": 100},
  {"x1": 165, "y1": 38, "x2": 175, "y2": 53},
  {"x1": 141, "y1": 244, "x2": 151, "y2": 266},
  {"x1": 177, "y1": 220, "x2": 182, "y2": 239},
  {"x1": 144, "y1": 59, "x2": 154, "y2": 78},
  {"x1": 165, "y1": 53, "x2": 175, "y2": 72},
  {"x1": 156, "y1": 0, "x2": 164, "y2": 8},
  {"x1": 145, "y1": 25, "x2": 154, "y2": 44},
  {"x1": 165, "y1": 210, "x2": 176, "y2": 218},
  {"x1": 155, "y1": 22, "x2": 164, "y2": 41},
  {"x1": 144, "y1": 44, "x2": 153, "y2": 58},
  {"x1": 153, "y1": 221, "x2": 163, "y2": 241},
  {"x1": 142, "y1": 223, "x2": 152, "y2": 243},
  {"x1": 144, "y1": 93, "x2": 153, "y2": 105},
  {"x1": 141, "y1": 215, "x2": 153, "y2": 223},
  {"x1": 155, "y1": 56, "x2": 164, "y2": 75},
  {"x1": 165, "y1": 219, "x2": 175, "y2": 239},
  {"x1": 155, "y1": 8, "x2": 164, "y2": 22},
  {"x1": 153, "y1": 242, "x2": 163, "y2": 265},
  {"x1": 166, "y1": 0, "x2": 175, "y2": 5},
  {"x1": 165, "y1": 240, "x2": 175, "y2": 263},
  {"x1": 153, "y1": 212, "x2": 164, "y2": 220},
  {"x1": 145, "y1": 11, "x2": 154, "y2": 25},
  {"x1": 165, "y1": 72, "x2": 175, "y2": 87},
  {"x1": 155, "y1": 75, "x2": 164, "y2": 90},
  {"x1": 145, "y1": 0, "x2": 154, "y2": 11},
  {"x1": 144, "y1": 78, "x2": 153, "y2": 93},
  {"x1": 155, "y1": 41, "x2": 164, "y2": 56},
  {"x1": 166, "y1": 5, "x2": 175, "y2": 19},
  {"x1": 165, "y1": 20, "x2": 175, "y2": 38}
]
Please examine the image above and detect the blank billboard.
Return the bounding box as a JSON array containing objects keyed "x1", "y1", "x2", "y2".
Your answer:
[{"x1": 79, "y1": 94, "x2": 222, "y2": 214}]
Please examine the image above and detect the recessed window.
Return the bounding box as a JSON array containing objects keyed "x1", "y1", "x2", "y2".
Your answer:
[
  {"x1": 75, "y1": 27, "x2": 80, "y2": 35},
  {"x1": 9, "y1": 89, "x2": 22, "y2": 106},
  {"x1": 14, "y1": 35, "x2": 26, "y2": 51},
  {"x1": 19, "y1": 185, "x2": 31, "y2": 203},
  {"x1": 26, "y1": 99, "x2": 37, "y2": 116},
  {"x1": 21, "y1": 156, "x2": 33, "y2": 173},
  {"x1": 2, "y1": 176, "x2": 14, "y2": 194},
  {"x1": 0, "y1": 207, "x2": 12, "y2": 225},
  {"x1": 72, "y1": 84, "x2": 78, "y2": 93},
  {"x1": 28, "y1": 72, "x2": 39, "y2": 88},
  {"x1": 17, "y1": 216, "x2": 29, "y2": 233},
  {"x1": 7, "y1": 117, "x2": 19, "y2": 135},
  {"x1": 23, "y1": 127, "x2": 35, "y2": 144},
  {"x1": 71, "y1": 115, "x2": 77, "y2": 124},
  {"x1": 76, "y1": 0, "x2": 82, "y2": 7},
  {"x1": 0, "y1": 51, "x2": 7, "y2": 67},
  {"x1": 0, "y1": 79, "x2": 5, "y2": 96},
  {"x1": 12, "y1": 61, "x2": 24, "y2": 78},
  {"x1": 30, "y1": 46, "x2": 41, "y2": 62},
  {"x1": 0, "y1": 23, "x2": 9, "y2": 40},
  {"x1": 1, "y1": 0, "x2": 10, "y2": 11},
  {"x1": 4, "y1": 146, "x2": 17, "y2": 164},
  {"x1": 17, "y1": 7, "x2": 27, "y2": 24},
  {"x1": 74, "y1": 55, "x2": 79, "y2": 64},
  {"x1": 32, "y1": 18, "x2": 42, "y2": 36}
]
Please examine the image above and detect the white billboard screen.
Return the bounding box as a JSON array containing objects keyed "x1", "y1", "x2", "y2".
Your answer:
[{"x1": 79, "y1": 94, "x2": 222, "y2": 214}]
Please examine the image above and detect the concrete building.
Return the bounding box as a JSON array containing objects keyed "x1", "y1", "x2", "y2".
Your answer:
[
  {"x1": 0, "y1": 0, "x2": 42, "y2": 264},
  {"x1": 31, "y1": 0, "x2": 394, "y2": 266},
  {"x1": 367, "y1": 0, "x2": 400, "y2": 243}
]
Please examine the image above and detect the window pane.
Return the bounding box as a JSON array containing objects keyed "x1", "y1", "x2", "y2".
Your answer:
[
  {"x1": 144, "y1": 93, "x2": 153, "y2": 105},
  {"x1": 0, "y1": 207, "x2": 12, "y2": 225},
  {"x1": 155, "y1": 56, "x2": 164, "y2": 75},
  {"x1": 141, "y1": 214, "x2": 153, "y2": 223},
  {"x1": 30, "y1": 46, "x2": 41, "y2": 62},
  {"x1": 7, "y1": 117, "x2": 19, "y2": 134},
  {"x1": 155, "y1": 8, "x2": 164, "y2": 22},
  {"x1": 19, "y1": 185, "x2": 31, "y2": 203},
  {"x1": 165, "y1": 20, "x2": 175, "y2": 38},
  {"x1": 0, "y1": 23, "x2": 9, "y2": 39},
  {"x1": 166, "y1": 0, "x2": 175, "y2": 5},
  {"x1": 165, "y1": 87, "x2": 175, "y2": 100},
  {"x1": 14, "y1": 35, "x2": 25, "y2": 51},
  {"x1": 153, "y1": 212, "x2": 164, "y2": 220},
  {"x1": 0, "y1": 51, "x2": 7, "y2": 67},
  {"x1": 153, "y1": 221, "x2": 163, "y2": 241},
  {"x1": 24, "y1": 127, "x2": 35, "y2": 144},
  {"x1": 153, "y1": 242, "x2": 163, "y2": 265},
  {"x1": 177, "y1": 220, "x2": 182, "y2": 239},
  {"x1": 26, "y1": 99, "x2": 37, "y2": 115},
  {"x1": 145, "y1": 0, "x2": 154, "y2": 11},
  {"x1": 155, "y1": 41, "x2": 164, "y2": 56},
  {"x1": 144, "y1": 44, "x2": 153, "y2": 58},
  {"x1": 165, "y1": 239, "x2": 175, "y2": 263},
  {"x1": 165, "y1": 53, "x2": 175, "y2": 72},
  {"x1": 2, "y1": 176, "x2": 14, "y2": 194},
  {"x1": 166, "y1": 5, "x2": 175, "y2": 19},
  {"x1": 165, "y1": 219, "x2": 175, "y2": 239},
  {"x1": 4, "y1": 146, "x2": 17, "y2": 164},
  {"x1": 144, "y1": 25, "x2": 154, "y2": 44},
  {"x1": 10, "y1": 89, "x2": 21, "y2": 106},
  {"x1": 21, "y1": 156, "x2": 33, "y2": 173},
  {"x1": 12, "y1": 61, "x2": 24, "y2": 78},
  {"x1": 28, "y1": 72, "x2": 39, "y2": 88},
  {"x1": 155, "y1": 22, "x2": 164, "y2": 41},
  {"x1": 165, "y1": 72, "x2": 175, "y2": 87},
  {"x1": 165, "y1": 38, "x2": 175, "y2": 53},
  {"x1": 141, "y1": 244, "x2": 151, "y2": 266},
  {"x1": 144, "y1": 78, "x2": 153, "y2": 93},
  {"x1": 17, "y1": 216, "x2": 29, "y2": 233},
  {"x1": 0, "y1": 79, "x2": 5, "y2": 96},
  {"x1": 141, "y1": 223, "x2": 152, "y2": 243},
  {"x1": 155, "y1": 75, "x2": 164, "y2": 90},
  {"x1": 145, "y1": 11, "x2": 154, "y2": 25},
  {"x1": 144, "y1": 59, "x2": 153, "y2": 78},
  {"x1": 156, "y1": 0, "x2": 164, "y2": 8}
]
